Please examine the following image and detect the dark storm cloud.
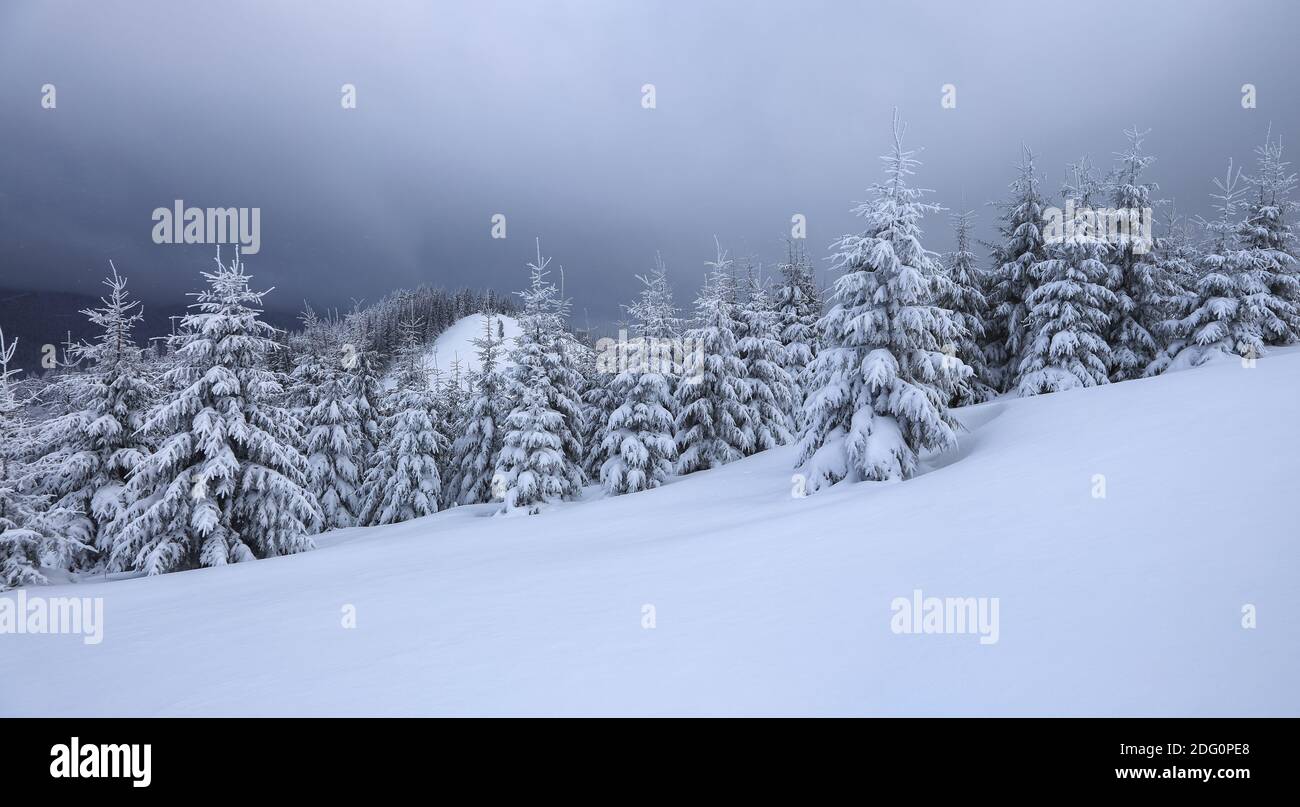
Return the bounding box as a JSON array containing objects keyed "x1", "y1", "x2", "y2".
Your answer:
[{"x1": 1, "y1": 0, "x2": 1297, "y2": 328}]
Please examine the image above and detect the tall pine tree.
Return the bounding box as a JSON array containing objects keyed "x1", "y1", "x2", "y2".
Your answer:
[
  {"x1": 772, "y1": 241, "x2": 821, "y2": 424},
  {"x1": 981, "y1": 147, "x2": 1050, "y2": 392},
  {"x1": 797, "y1": 112, "x2": 968, "y2": 491},
  {"x1": 736, "y1": 273, "x2": 795, "y2": 452},
  {"x1": 595, "y1": 272, "x2": 679, "y2": 494},
  {"x1": 299, "y1": 317, "x2": 364, "y2": 529},
  {"x1": 112, "y1": 249, "x2": 321, "y2": 575},
  {"x1": 449, "y1": 314, "x2": 509, "y2": 505},
  {"x1": 494, "y1": 243, "x2": 586, "y2": 514},
  {"x1": 31, "y1": 265, "x2": 152, "y2": 566},
  {"x1": 674, "y1": 242, "x2": 753, "y2": 473},
  {"x1": 937, "y1": 208, "x2": 995, "y2": 404},
  {"x1": 1150, "y1": 160, "x2": 1272, "y2": 371},
  {"x1": 0, "y1": 328, "x2": 78, "y2": 589},
  {"x1": 358, "y1": 307, "x2": 448, "y2": 525},
  {"x1": 1017, "y1": 193, "x2": 1117, "y2": 396},
  {"x1": 1106, "y1": 127, "x2": 1172, "y2": 380},
  {"x1": 1240, "y1": 126, "x2": 1300, "y2": 345}
]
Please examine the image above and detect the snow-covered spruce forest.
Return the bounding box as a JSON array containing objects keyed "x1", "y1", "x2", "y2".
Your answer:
[{"x1": 1, "y1": 115, "x2": 1297, "y2": 592}]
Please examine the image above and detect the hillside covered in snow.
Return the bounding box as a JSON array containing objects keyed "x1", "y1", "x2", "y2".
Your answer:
[
  {"x1": 2, "y1": 346, "x2": 1296, "y2": 717},
  {"x1": 383, "y1": 313, "x2": 521, "y2": 390}
]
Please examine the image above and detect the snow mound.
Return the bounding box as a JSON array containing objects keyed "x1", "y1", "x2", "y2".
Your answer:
[
  {"x1": 426, "y1": 312, "x2": 521, "y2": 378},
  {"x1": 3, "y1": 348, "x2": 1298, "y2": 716},
  {"x1": 386, "y1": 313, "x2": 520, "y2": 389},
  {"x1": 379, "y1": 313, "x2": 517, "y2": 392}
]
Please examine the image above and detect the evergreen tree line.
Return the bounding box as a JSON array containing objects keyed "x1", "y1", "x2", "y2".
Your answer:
[
  {"x1": 1, "y1": 115, "x2": 1294, "y2": 589},
  {"x1": 799, "y1": 117, "x2": 1297, "y2": 492}
]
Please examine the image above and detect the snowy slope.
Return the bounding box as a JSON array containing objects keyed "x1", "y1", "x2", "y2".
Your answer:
[
  {"x1": 387, "y1": 313, "x2": 520, "y2": 389},
  {"x1": 2, "y1": 349, "x2": 1298, "y2": 716}
]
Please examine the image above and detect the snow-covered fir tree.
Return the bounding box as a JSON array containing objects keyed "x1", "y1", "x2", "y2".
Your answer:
[
  {"x1": 425, "y1": 360, "x2": 446, "y2": 417},
  {"x1": 637, "y1": 254, "x2": 683, "y2": 344},
  {"x1": 1016, "y1": 196, "x2": 1118, "y2": 396},
  {"x1": 441, "y1": 358, "x2": 468, "y2": 431},
  {"x1": 936, "y1": 208, "x2": 995, "y2": 404},
  {"x1": 342, "y1": 308, "x2": 386, "y2": 469},
  {"x1": 358, "y1": 307, "x2": 447, "y2": 525},
  {"x1": 562, "y1": 331, "x2": 595, "y2": 474},
  {"x1": 299, "y1": 316, "x2": 364, "y2": 529},
  {"x1": 1239, "y1": 127, "x2": 1300, "y2": 345},
  {"x1": 494, "y1": 243, "x2": 586, "y2": 514},
  {"x1": 1150, "y1": 207, "x2": 1203, "y2": 322},
  {"x1": 771, "y1": 241, "x2": 821, "y2": 423},
  {"x1": 29, "y1": 265, "x2": 152, "y2": 567},
  {"x1": 1105, "y1": 127, "x2": 1173, "y2": 380},
  {"x1": 287, "y1": 306, "x2": 327, "y2": 411},
  {"x1": 674, "y1": 242, "x2": 753, "y2": 474},
  {"x1": 596, "y1": 365, "x2": 678, "y2": 493},
  {"x1": 796, "y1": 113, "x2": 969, "y2": 491},
  {"x1": 1149, "y1": 160, "x2": 1271, "y2": 371},
  {"x1": 634, "y1": 253, "x2": 682, "y2": 414},
  {"x1": 436, "y1": 358, "x2": 469, "y2": 508},
  {"x1": 0, "y1": 328, "x2": 78, "y2": 589},
  {"x1": 593, "y1": 271, "x2": 679, "y2": 494},
  {"x1": 448, "y1": 314, "x2": 509, "y2": 505},
  {"x1": 736, "y1": 272, "x2": 795, "y2": 452},
  {"x1": 982, "y1": 147, "x2": 1050, "y2": 392},
  {"x1": 580, "y1": 355, "x2": 618, "y2": 483},
  {"x1": 110, "y1": 248, "x2": 321, "y2": 574}
]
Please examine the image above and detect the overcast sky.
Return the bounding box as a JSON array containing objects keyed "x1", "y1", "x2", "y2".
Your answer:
[{"x1": 1, "y1": 0, "x2": 1297, "y2": 330}]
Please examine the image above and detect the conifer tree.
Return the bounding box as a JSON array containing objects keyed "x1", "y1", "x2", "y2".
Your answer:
[
  {"x1": 1150, "y1": 207, "x2": 1203, "y2": 327},
  {"x1": 1149, "y1": 160, "x2": 1273, "y2": 371},
  {"x1": 638, "y1": 254, "x2": 683, "y2": 344},
  {"x1": 358, "y1": 307, "x2": 447, "y2": 525},
  {"x1": 736, "y1": 274, "x2": 795, "y2": 452},
  {"x1": 595, "y1": 273, "x2": 679, "y2": 494},
  {"x1": 1106, "y1": 128, "x2": 1173, "y2": 380},
  {"x1": 31, "y1": 265, "x2": 152, "y2": 566},
  {"x1": 442, "y1": 359, "x2": 467, "y2": 431},
  {"x1": 342, "y1": 308, "x2": 386, "y2": 468},
  {"x1": 300, "y1": 317, "x2": 363, "y2": 530},
  {"x1": 634, "y1": 254, "x2": 682, "y2": 414},
  {"x1": 0, "y1": 328, "x2": 77, "y2": 589},
  {"x1": 1240, "y1": 127, "x2": 1300, "y2": 345},
  {"x1": 982, "y1": 147, "x2": 1050, "y2": 392},
  {"x1": 112, "y1": 249, "x2": 321, "y2": 575},
  {"x1": 580, "y1": 361, "x2": 618, "y2": 482},
  {"x1": 674, "y1": 242, "x2": 753, "y2": 474},
  {"x1": 494, "y1": 243, "x2": 586, "y2": 513},
  {"x1": 436, "y1": 358, "x2": 468, "y2": 508},
  {"x1": 1017, "y1": 201, "x2": 1118, "y2": 396},
  {"x1": 772, "y1": 241, "x2": 821, "y2": 422},
  {"x1": 797, "y1": 113, "x2": 968, "y2": 491},
  {"x1": 449, "y1": 314, "x2": 509, "y2": 505},
  {"x1": 937, "y1": 209, "x2": 995, "y2": 404}
]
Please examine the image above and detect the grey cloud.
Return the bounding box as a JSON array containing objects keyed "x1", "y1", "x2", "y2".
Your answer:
[{"x1": 0, "y1": 0, "x2": 1296, "y2": 329}]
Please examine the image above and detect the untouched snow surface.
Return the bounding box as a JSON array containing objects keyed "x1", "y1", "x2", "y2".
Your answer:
[{"x1": 2, "y1": 349, "x2": 1298, "y2": 716}]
